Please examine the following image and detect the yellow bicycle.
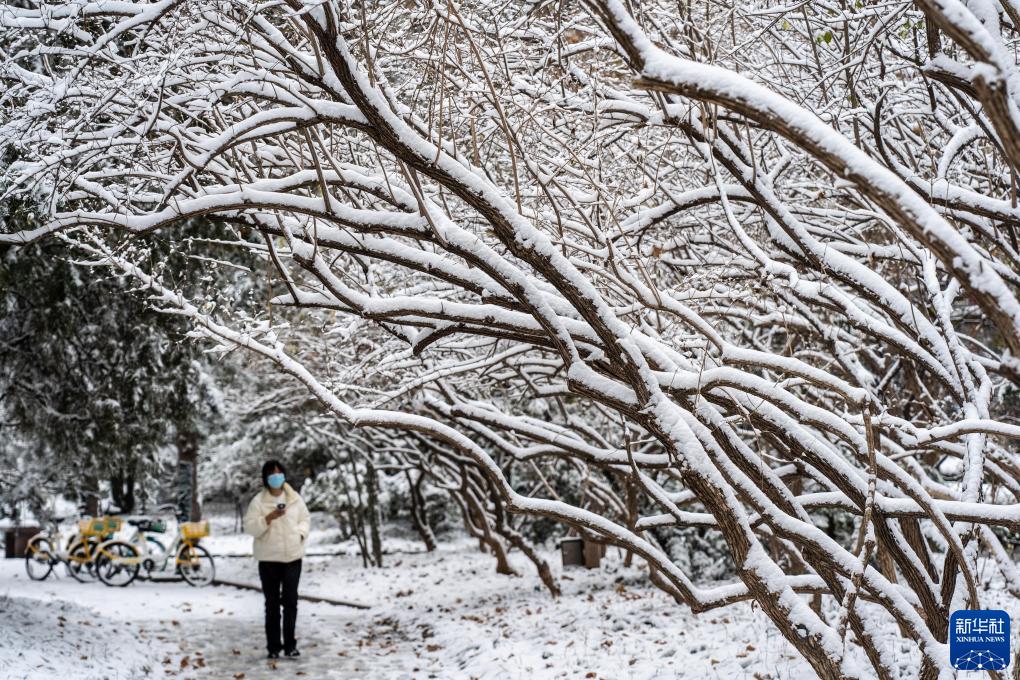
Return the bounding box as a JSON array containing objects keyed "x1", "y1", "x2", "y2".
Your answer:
[
  {"x1": 97, "y1": 518, "x2": 215, "y2": 587},
  {"x1": 25, "y1": 516, "x2": 130, "y2": 583}
]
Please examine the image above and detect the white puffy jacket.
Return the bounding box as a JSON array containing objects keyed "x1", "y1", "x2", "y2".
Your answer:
[{"x1": 243, "y1": 483, "x2": 311, "y2": 563}]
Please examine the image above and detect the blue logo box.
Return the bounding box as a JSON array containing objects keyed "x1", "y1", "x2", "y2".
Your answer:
[{"x1": 950, "y1": 610, "x2": 1010, "y2": 671}]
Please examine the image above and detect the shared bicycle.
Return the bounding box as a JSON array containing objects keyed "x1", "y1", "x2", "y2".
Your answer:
[
  {"x1": 96, "y1": 512, "x2": 216, "y2": 587},
  {"x1": 24, "y1": 515, "x2": 133, "y2": 583}
]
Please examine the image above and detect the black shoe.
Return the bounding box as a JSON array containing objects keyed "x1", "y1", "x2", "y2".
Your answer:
[
  {"x1": 284, "y1": 648, "x2": 300, "y2": 658},
  {"x1": 267, "y1": 651, "x2": 280, "y2": 660}
]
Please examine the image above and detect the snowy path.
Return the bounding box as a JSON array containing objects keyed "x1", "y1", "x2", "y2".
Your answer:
[
  {"x1": 141, "y1": 609, "x2": 411, "y2": 679},
  {"x1": 0, "y1": 559, "x2": 411, "y2": 679}
]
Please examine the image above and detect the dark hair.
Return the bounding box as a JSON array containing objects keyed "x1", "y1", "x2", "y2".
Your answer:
[{"x1": 261, "y1": 459, "x2": 286, "y2": 488}]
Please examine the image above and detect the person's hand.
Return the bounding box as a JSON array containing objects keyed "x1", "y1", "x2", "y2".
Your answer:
[{"x1": 265, "y1": 507, "x2": 286, "y2": 523}]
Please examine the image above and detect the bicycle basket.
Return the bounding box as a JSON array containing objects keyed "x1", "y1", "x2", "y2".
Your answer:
[
  {"x1": 79, "y1": 516, "x2": 123, "y2": 537},
  {"x1": 180, "y1": 521, "x2": 210, "y2": 540}
]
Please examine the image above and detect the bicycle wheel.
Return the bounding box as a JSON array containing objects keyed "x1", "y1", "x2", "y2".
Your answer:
[
  {"x1": 143, "y1": 535, "x2": 168, "y2": 573},
  {"x1": 177, "y1": 543, "x2": 215, "y2": 586},
  {"x1": 66, "y1": 539, "x2": 98, "y2": 583},
  {"x1": 24, "y1": 535, "x2": 54, "y2": 581},
  {"x1": 96, "y1": 540, "x2": 140, "y2": 587}
]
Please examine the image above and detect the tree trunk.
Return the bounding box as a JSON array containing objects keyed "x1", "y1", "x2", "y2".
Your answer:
[
  {"x1": 234, "y1": 495, "x2": 243, "y2": 533},
  {"x1": 344, "y1": 507, "x2": 370, "y2": 568},
  {"x1": 491, "y1": 502, "x2": 560, "y2": 596},
  {"x1": 176, "y1": 431, "x2": 201, "y2": 521},
  {"x1": 406, "y1": 470, "x2": 437, "y2": 551},
  {"x1": 346, "y1": 458, "x2": 377, "y2": 567},
  {"x1": 366, "y1": 460, "x2": 383, "y2": 568},
  {"x1": 623, "y1": 477, "x2": 638, "y2": 568},
  {"x1": 82, "y1": 470, "x2": 100, "y2": 516},
  {"x1": 110, "y1": 468, "x2": 136, "y2": 514},
  {"x1": 461, "y1": 492, "x2": 516, "y2": 576}
]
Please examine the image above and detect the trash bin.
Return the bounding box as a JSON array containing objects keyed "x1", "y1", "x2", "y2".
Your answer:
[
  {"x1": 582, "y1": 538, "x2": 605, "y2": 569},
  {"x1": 560, "y1": 537, "x2": 584, "y2": 567},
  {"x1": 560, "y1": 536, "x2": 605, "y2": 569},
  {"x1": 4, "y1": 526, "x2": 40, "y2": 559}
]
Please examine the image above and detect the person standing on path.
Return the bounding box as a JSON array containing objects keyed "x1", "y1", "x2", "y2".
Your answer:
[{"x1": 243, "y1": 459, "x2": 311, "y2": 659}]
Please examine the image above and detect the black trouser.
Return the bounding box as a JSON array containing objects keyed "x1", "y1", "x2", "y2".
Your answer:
[{"x1": 258, "y1": 559, "x2": 302, "y2": 653}]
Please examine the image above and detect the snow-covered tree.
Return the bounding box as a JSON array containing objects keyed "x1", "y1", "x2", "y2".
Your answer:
[
  {"x1": 0, "y1": 235, "x2": 219, "y2": 515},
  {"x1": 3, "y1": 0, "x2": 1020, "y2": 676}
]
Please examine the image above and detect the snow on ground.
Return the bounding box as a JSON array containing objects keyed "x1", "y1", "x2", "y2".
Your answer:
[
  {"x1": 2, "y1": 516, "x2": 1017, "y2": 679},
  {"x1": 0, "y1": 593, "x2": 164, "y2": 680}
]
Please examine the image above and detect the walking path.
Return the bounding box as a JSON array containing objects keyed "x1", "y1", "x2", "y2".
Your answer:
[
  {"x1": 142, "y1": 613, "x2": 410, "y2": 679},
  {"x1": 0, "y1": 560, "x2": 411, "y2": 679}
]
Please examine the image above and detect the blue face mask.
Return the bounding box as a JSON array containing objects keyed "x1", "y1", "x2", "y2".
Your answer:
[{"x1": 267, "y1": 472, "x2": 285, "y2": 489}]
